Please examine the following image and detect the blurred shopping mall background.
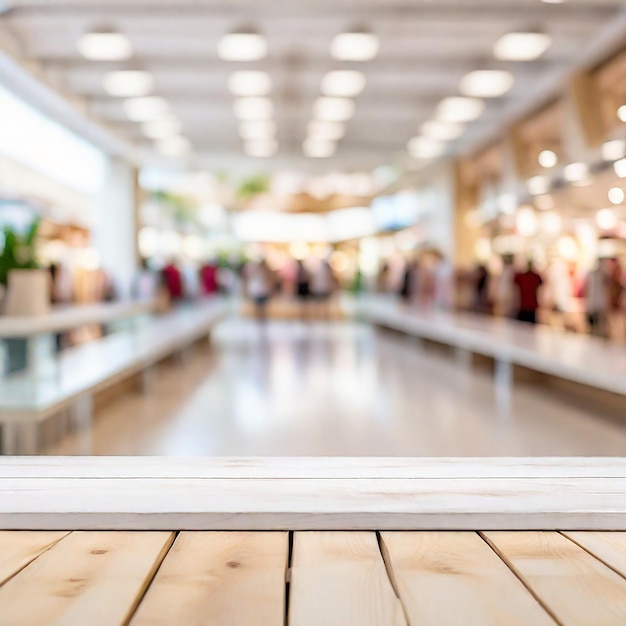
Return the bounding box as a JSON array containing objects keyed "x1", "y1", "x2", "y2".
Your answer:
[{"x1": 2, "y1": 0, "x2": 626, "y2": 456}]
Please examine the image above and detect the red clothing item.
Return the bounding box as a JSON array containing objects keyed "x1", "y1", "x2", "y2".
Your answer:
[
  {"x1": 162, "y1": 264, "x2": 183, "y2": 299},
  {"x1": 200, "y1": 265, "x2": 218, "y2": 295},
  {"x1": 514, "y1": 271, "x2": 543, "y2": 311}
]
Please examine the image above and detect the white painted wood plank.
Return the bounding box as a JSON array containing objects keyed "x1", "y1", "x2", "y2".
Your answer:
[
  {"x1": 0, "y1": 531, "x2": 174, "y2": 626},
  {"x1": 380, "y1": 532, "x2": 555, "y2": 625},
  {"x1": 288, "y1": 532, "x2": 406, "y2": 626},
  {"x1": 2, "y1": 472, "x2": 626, "y2": 529},
  {"x1": 3, "y1": 456, "x2": 626, "y2": 479},
  {"x1": 483, "y1": 531, "x2": 626, "y2": 626},
  {"x1": 131, "y1": 532, "x2": 288, "y2": 626}
]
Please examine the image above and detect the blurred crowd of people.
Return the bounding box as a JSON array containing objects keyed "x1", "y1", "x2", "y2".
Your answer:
[
  {"x1": 152, "y1": 254, "x2": 340, "y2": 320},
  {"x1": 379, "y1": 252, "x2": 626, "y2": 342},
  {"x1": 243, "y1": 256, "x2": 338, "y2": 319}
]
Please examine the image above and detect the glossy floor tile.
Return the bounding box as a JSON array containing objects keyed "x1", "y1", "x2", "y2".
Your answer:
[{"x1": 44, "y1": 319, "x2": 626, "y2": 456}]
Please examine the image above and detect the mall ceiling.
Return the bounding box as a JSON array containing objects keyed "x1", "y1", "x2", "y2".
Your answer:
[{"x1": 2, "y1": 0, "x2": 626, "y2": 172}]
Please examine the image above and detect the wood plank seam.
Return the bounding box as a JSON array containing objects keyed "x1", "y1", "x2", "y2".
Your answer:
[
  {"x1": 284, "y1": 530, "x2": 294, "y2": 626},
  {"x1": 478, "y1": 531, "x2": 565, "y2": 626},
  {"x1": 0, "y1": 531, "x2": 71, "y2": 588},
  {"x1": 121, "y1": 531, "x2": 179, "y2": 626},
  {"x1": 376, "y1": 532, "x2": 412, "y2": 626},
  {"x1": 559, "y1": 531, "x2": 626, "y2": 583}
]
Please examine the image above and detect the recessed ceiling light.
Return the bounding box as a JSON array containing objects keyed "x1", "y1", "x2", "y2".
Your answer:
[
  {"x1": 608, "y1": 187, "x2": 625, "y2": 205},
  {"x1": 617, "y1": 106, "x2": 626, "y2": 123},
  {"x1": 597, "y1": 208, "x2": 618, "y2": 230},
  {"x1": 330, "y1": 31, "x2": 379, "y2": 61},
  {"x1": 420, "y1": 120, "x2": 465, "y2": 141},
  {"x1": 459, "y1": 70, "x2": 514, "y2": 98},
  {"x1": 78, "y1": 30, "x2": 133, "y2": 61},
  {"x1": 228, "y1": 71, "x2": 272, "y2": 96},
  {"x1": 239, "y1": 119, "x2": 276, "y2": 140},
  {"x1": 313, "y1": 97, "x2": 355, "y2": 122},
  {"x1": 234, "y1": 97, "x2": 274, "y2": 119},
  {"x1": 123, "y1": 96, "x2": 170, "y2": 121},
  {"x1": 436, "y1": 97, "x2": 485, "y2": 123},
  {"x1": 602, "y1": 139, "x2": 625, "y2": 161},
  {"x1": 493, "y1": 32, "x2": 552, "y2": 61},
  {"x1": 538, "y1": 149, "x2": 558, "y2": 168},
  {"x1": 407, "y1": 136, "x2": 445, "y2": 159},
  {"x1": 615, "y1": 158, "x2": 626, "y2": 178},
  {"x1": 103, "y1": 70, "x2": 154, "y2": 97},
  {"x1": 218, "y1": 31, "x2": 267, "y2": 61},
  {"x1": 244, "y1": 139, "x2": 278, "y2": 157},
  {"x1": 527, "y1": 175, "x2": 550, "y2": 196},
  {"x1": 516, "y1": 206, "x2": 537, "y2": 237},
  {"x1": 156, "y1": 135, "x2": 191, "y2": 156},
  {"x1": 142, "y1": 117, "x2": 182, "y2": 139},
  {"x1": 321, "y1": 70, "x2": 366, "y2": 97},
  {"x1": 307, "y1": 120, "x2": 346, "y2": 141},
  {"x1": 303, "y1": 139, "x2": 337, "y2": 158},
  {"x1": 563, "y1": 162, "x2": 588, "y2": 182},
  {"x1": 540, "y1": 211, "x2": 562, "y2": 236}
]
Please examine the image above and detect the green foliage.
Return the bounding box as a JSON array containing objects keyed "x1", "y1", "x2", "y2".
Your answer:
[
  {"x1": 0, "y1": 217, "x2": 41, "y2": 286},
  {"x1": 150, "y1": 190, "x2": 199, "y2": 225},
  {"x1": 236, "y1": 175, "x2": 270, "y2": 202}
]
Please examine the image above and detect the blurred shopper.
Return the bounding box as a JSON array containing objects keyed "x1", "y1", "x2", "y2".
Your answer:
[
  {"x1": 295, "y1": 259, "x2": 311, "y2": 317},
  {"x1": 514, "y1": 261, "x2": 543, "y2": 325},
  {"x1": 399, "y1": 259, "x2": 417, "y2": 303},
  {"x1": 199, "y1": 259, "x2": 219, "y2": 296},
  {"x1": 162, "y1": 260, "x2": 183, "y2": 300},
  {"x1": 546, "y1": 259, "x2": 573, "y2": 331},
  {"x1": 281, "y1": 257, "x2": 298, "y2": 297},
  {"x1": 607, "y1": 258, "x2": 625, "y2": 342},
  {"x1": 377, "y1": 262, "x2": 390, "y2": 293},
  {"x1": 246, "y1": 259, "x2": 273, "y2": 321},
  {"x1": 584, "y1": 260, "x2": 607, "y2": 337},
  {"x1": 311, "y1": 258, "x2": 336, "y2": 317},
  {"x1": 473, "y1": 265, "x2": 490, "y2": 314},
  {"x1": 133, "y1": 258, "x2": 158, "y2": 301},
  {"x1": 492, "y1": 255, "x2": 515, "y2": 317},
  {"x1": 432, "y1": 255, "x2": 453, "y2": 310}
]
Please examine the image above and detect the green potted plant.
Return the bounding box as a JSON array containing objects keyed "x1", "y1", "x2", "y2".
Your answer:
[{"x1": 0, "y1": 217, "x2": 50, "y2": 316}]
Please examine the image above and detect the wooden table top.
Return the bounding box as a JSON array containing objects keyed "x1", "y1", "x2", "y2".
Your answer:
[{"x1": 2, "y1": 529, "x2": 626, "y2": 625}]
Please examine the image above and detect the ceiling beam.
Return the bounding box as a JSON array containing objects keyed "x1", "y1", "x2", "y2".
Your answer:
[
  {"x1": 6, "y1": 2, "x2": 619, "y2": 21},
  {"x1": 39, "y1": 57, "x2": 565, "y2": 74}
]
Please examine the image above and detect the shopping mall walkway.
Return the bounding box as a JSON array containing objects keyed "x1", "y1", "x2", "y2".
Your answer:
[{"x1": 44, "y1": 318, "x2": 626, "y2": 456}]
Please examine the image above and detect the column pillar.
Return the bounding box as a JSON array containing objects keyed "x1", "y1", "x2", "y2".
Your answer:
[{"x1": 94, "y1": 158, "x2": 139, "y2": 300}]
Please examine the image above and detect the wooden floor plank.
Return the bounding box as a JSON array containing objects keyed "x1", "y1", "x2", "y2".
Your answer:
[
  {"x1": 288, "y1": 531, "x2": 406, "y2": 626},
  {"x1": 563, "y1": 532, "x2": 626, "y2": 579},
  {"x1": 483, "y1": 531, "x2": 626, "y2": 626},
  {"x1": 130, "y1": 531, "x2": 288, "y2": 626},
  {"x1": 0, "y1": 531, "x2": 69, "y2": 586},
  {"x1": 0, "y1": 531, "x2": 174, "y2": 626},
  {"x1": 380, "y1": 531, "x2": 556, "y2": 625}
]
